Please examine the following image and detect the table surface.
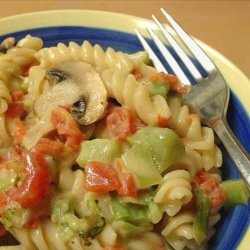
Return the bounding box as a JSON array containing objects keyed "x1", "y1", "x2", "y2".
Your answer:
[{"x1": 0, "y1": 0, "x2": 249, "y2": 78}]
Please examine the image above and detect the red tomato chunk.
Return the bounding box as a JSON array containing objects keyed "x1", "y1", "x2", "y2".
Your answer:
[
  {"x1": 106, "y1": 106, "x2": 145, "y2": 139},
  {"x1": 0, "y1": 151, "x2": 52, "y2": 216},
  {"x1": 194, "y1": 171, "x2": 227, "y2": 214},
  {"x1": 85, "y1": 162, "x2": 121, "y2": 193},
  {"x1": 85, "y1": 161, "x2": 138, "y2": 197},
  {"x1": 51, "y1": 106, "x2": 85, "y2": 149}
]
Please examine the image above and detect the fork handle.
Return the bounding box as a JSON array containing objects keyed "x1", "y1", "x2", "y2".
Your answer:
[{"x1": 213, "y1": 118, "x2": 250, "y2": 189}]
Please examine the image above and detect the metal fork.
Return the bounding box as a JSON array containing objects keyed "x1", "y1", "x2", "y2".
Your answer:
[{"x1": 135, "y1": 8, "x2": 250, "y2": 188}]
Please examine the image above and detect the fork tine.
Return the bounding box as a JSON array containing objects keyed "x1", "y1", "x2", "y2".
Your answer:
[
  {"x1": 135, "y1": 29, "x2": 167, "y2": 74},
  {"x1": 161, "y1": 8, "x2": 216, "y2": 73},
  {"x1": 147, "y1": 27, "x2": 191, "y2": 85},
  {"x1": 152, "y1": 15, "x2": 203, "y2": 82}
]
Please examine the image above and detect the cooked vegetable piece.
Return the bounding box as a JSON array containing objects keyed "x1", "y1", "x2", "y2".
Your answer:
[
  {"x1": 52, "y1": 197, "x2": 105, "y2": 243},
  {"x1": 194, "y1": 171, "x2": 227, "y2": 214},
  {"x1": 127, "y1": 127, "x2": 184, "y2": 172},
  {"x1": 220, "y1": 179, "x2": 250, "y2": 209},
  {"x1": 84, "y1": 161, "x2": 121, "y2": 193},
  {"x1": 0, "y1": 163, "x2": 18, "y2": 192},
  {"x1": 122, "y1": 143, "x2": 162, "y2": 189},
  {"x1": 112, "y1": 220, "x2": 152, "y2": 239},
  {"x1": 147, "y1": 82, "x2": 169, "y2": 98},
  {"x1": 76, "y1": 139, "x2": 121, "y2": 166},
  {"x1": 51, "y1": 106, "x2": 84, "y2": 149},
  {"x1": 142, "y1": 191, "x2": 163, "y2": 224},
  {"x1": 87, "y1": 199, "x2": 101, "y2": 214},
  {"x1": 193, "y1": 186, "x2": 210, "y2": 245},
  {"x1": 0, "y1": 206, "x2": 29, "y2": 228},
  {"x1": 127, "y1": 51, "x2": 150, "y2": 65},
  {"x1": 0, "y1": 152, "x2": 52, "y2": 213},
  {"x1": 117, "y1": 171, "x2": 138, "y2": 198},
  {"x1": 35, "y1": 61, "x2": 107, "y2": 125},
  {"x1": 111, "y1": 199, "x2": 150, "y2": 225},
  {"x1": 106, "y1": 106, "x2": 145, "y2": 139}
]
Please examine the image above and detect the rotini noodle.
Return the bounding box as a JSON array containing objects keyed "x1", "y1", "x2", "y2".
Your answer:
[
  {"x1": 161, "y1": 212, "x2": 196, "y2": 250},
  {"x1": 35, "y1": 41, "x2": 134, "y2": 74},
  {"x1": 104, "y1": 68, "x2": 171, "y2": 125},
  {"x1": 154, "y1": 170, "x2": 193, "y2": 216},
  {"x1": 127, "y1": 232, "x2": 166, "y2": 250},
  {"x1": 7, "y1": 221, "x2": 103, "y2": 250},
  {"x1": 168, "y1": 95, "x2": 222, "y2": 171}
]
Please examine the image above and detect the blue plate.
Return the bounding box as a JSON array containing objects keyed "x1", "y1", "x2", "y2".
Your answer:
[{"x1": 1, "y1": 24, "x2": 250, "y2": 250}]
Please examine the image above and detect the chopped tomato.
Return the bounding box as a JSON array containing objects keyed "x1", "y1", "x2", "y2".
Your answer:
[
  {"x1": 5, "y1": 102, "x2": 25, "y2": 119},
  {"x1": 51, "y1": 106, "x2": 85, "y2": 150},
  {"x1": 131, "y1": 68, "x2": 143, "y2": 80},
  {"x1": 0, "y1": 156, "x2": 4, "y2": 164},
  {"x1": 5, "y1": 151, "x2": 52, "y2": 208},
  {"x1": 24, "y1": 217, "x2": 40, "y2": 229},
  {"x1": 13, "y1": 119, "x2": 26, "y2": 145},
  {"x1": 209, "y1": 187, "x2": 227, "y2": 214},
  {"x1": 157, "y1": 115, "x2": 171, "y2": 128},
  {"x1": 85, "y1": 162, "x2": 121, "y2": 193},
  {"x1": 150, "y1": 72, "x2": 190, "y2": 95},
  {"x1": 21, "y1": 62, "x2": 37, "y2": 77},
  {"x1": 0, "y1": 193, "x2": 11, "y2": 215},
  {"x1": 34, "y1": 138, "x2": 67, "y2": 156},
  {"x1": 0, "y1": 223, "x2": 7, "y2": 237},
  {"x1": 117, "y1": 172, "x2": 138, "y2": 197},
  {"x1": 106, "y1": 106, "x2": 145, "y2": 139},
  {"x1": 193, "y1": 172, "x2": 218, "y2": 193},
  {"x1": 11, "y1": 90, "x2": 24, "y2": 102},
  {"x1": 6, "y1": 91, "x2": 26, "y2": 119},
  {"x1": 193, "y1": 171, "x2": 227, "y2": 214}
]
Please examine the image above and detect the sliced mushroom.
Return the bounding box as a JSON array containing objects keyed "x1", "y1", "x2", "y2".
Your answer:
[{"x1": 34, "y1": 61, "x2": 108, "y2": 125}]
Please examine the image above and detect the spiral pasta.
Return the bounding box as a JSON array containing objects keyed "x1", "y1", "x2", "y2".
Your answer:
[
  {"x1": 0, "y1": 35, "x2": 43, "y2": 147},
  {"x1": 167, "y1": 95, "x2": 222, "y2": 171},
  {"x1": 104, "y1": 68, "x2": 171, "y2": 125},
  {"x1": 35, "y1": 41, "x2": 135, "y2": 73},
  {"x1": 126, "y1": 232, "x2": 166, "y2": 250},
  {"x1": 168, "y1": 146, "x2": 203, "y2": 177},
  {"x1": 6, "y1": 221, "x2": 103, "y2": 250},
  {"x1": 161, "y1": 212, "x2": 196, "y2": 250},
  {"x1": 0, "y1": 61, "x2": 15, "y2": 114},
  {"x1": 34, "y1": 40, "x2": 171, "y2": 126},
  {"x1": 154, "y1": 170, "x2": 193, "y2": 216}
]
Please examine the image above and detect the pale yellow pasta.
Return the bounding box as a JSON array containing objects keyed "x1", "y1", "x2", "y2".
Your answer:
[
  {"x1": 207, "y1": 213, "x2": 221, "y2": 241},
  {"x1": 162, "y1": 212, "x2": 197, "y2": 250},
  {"x1": 127, "y1": 232, "x2": 166, "y2": 250},
  {"x1": 103, "y1": 68, "x2": 171, "y2": 125},
  {"x1": 169, "y1": 146, "x2": 203, "y2": 177},
  {"x1": 0, "y1": 115, "x2": 11, "y2": 147},
  {"x1": 35, "y1": 41, "x2": 134, "y2": 74},
  {"x1": 21, "y1": 119, "x2": 54, "y2": 149},
  {"x1": 154, "y1": 170, "x2": 193, "y2": 216},
  {"x1": 0, "y1": 35, "x2": 43, "y2": 151},
  {"x1": 99, "y1": 224, "x2": 118, "y2": 247},
  {"x1": 0, "y1": 37, "x2": 15, "y2": 53},
  {"x1": 16, "y1": 35, "x2": 43, "y2": 51},
  {"x1": 0, "y1": 61, "x2": 15, "y2": 114},
  {"x1": 6, "y1": 221, "x2": 103, "y2": 250},
  {"x1": 168, "y1": 95, "x2": 222, "y2": 171},
  {"x1": 26, "y1": 66, "x2": 47, "y2": 101},
  {"x1": 1, "y1": 35, "x2": 42, "y2": 68}
]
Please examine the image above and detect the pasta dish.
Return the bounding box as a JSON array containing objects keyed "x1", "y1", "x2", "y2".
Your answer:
[{"x1": 0, "y1": 35, "x2": 248, "y2": 250}]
